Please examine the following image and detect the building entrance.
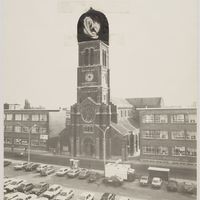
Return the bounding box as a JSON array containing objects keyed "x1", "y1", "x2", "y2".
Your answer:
[{"x1": 83, "y1": 138, "x2": 95, "y2": 157}]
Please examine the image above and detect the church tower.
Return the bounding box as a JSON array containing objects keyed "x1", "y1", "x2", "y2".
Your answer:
[{"x1": 70, "y1": 8, "x2": 112, "y2": 159}]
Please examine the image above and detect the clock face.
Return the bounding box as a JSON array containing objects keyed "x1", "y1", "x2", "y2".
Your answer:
[
  {"x1": 83, "y1": 16, "x2": 100, "y2": 39},
  {"x1": 81, "y1": 104, "x2": 96, "y2": 123},
  {"x1": 85, "y1": 72, "x2": 94, "y2": 82}
]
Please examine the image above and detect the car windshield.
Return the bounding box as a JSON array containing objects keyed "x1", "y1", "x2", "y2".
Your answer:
[
  {"x1": 35, "y1": 184, "x2": 42, "y2": 188},
  {"x1": 48, "y1": 188, "x2": 55, "y2": 191},
  {"x1": 153, "y1": 179, "x2": 160, "y2": 183},
  {"x1": 141, "y1": 177, "x2": 148, "y2": 180},
  {"x1": 10, "y1": 181, "x2": 18, "y2": 185}
]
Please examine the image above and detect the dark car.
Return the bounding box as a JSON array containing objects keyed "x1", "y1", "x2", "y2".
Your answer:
[
  {"x1": 16, "y1": 182, "x2": 34, "y2": 193},
  {"x1": 166, "y1": 180, "x2": 178, "y2": 192},
  {"x1": 4, "y1": 160, "x2": 12, "y2": 167},
  {"x1": 100, "y1": 193, "x2": 116, "y2": 200},
  {"x1": 78, "y1": 169, "x2": 90, "y2": 179},
  {"x1": 181, "y1": 182, "x2": 196, "y2": 194},
  {"x1": 88, "y1": 172, "x2": 101, "y2": 183},
  {"x1": 24, "y1": 163, "x2": 39, "y2": 171},
  {"x1": 103, "y1": 176, "x2": 123, "y2": 187},
  {"x1": 30, "y1": 182, "x2": 49, "y2": 196}
]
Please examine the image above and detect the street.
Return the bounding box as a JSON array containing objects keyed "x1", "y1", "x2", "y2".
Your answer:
[{"x1": 4, "y1": 159, "x2": 196, "y2": 200}]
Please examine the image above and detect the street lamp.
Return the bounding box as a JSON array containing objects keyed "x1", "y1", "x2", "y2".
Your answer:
[
  {"x1": 95, "y1": 125, "x2": 110, "y2": 168},
  {"x1": 17, "y1": 123, "x2": 37, "y2": 163}
]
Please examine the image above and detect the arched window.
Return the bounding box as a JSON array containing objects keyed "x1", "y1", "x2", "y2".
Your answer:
[
  {"x1": 84, "y1": 49, "x2": 89, "y2": 66},
  {"x1": 90, "y1": 48, "x2": 94, "y2": 65}
]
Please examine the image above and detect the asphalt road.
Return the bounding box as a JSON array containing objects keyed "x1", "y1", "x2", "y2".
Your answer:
[{"x1": 4, "y1": 159, "x2": 196, "y2": 200}]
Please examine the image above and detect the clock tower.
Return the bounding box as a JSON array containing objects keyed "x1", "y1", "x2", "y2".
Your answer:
[{"x1": 70, "y1": 8, "x2": 113, "y2": 159}]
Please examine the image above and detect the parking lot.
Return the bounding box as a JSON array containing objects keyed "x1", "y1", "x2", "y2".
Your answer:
[{"x1": 4, "y1": 159, "x2": 196, "y2": 200}]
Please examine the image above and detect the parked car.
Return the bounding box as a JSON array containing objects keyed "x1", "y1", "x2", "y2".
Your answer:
[
  {"x1": 67, "y1": 168, "x2": 80, "y2": 178},
  {"x1": 30, "y1": 182, "x2": 49, "y2": 196},
  {"x1": 54, "y1": 188, "x2": 74, "y2": 200},
  {"x1": 166, "y1": 180, "x2": 178, "y2": 192},
  {"x1": 56, "y1": 167, "x2": 71, "y2": 177},
  {"x1": 151, "y1": 177, "x2": 162, "y2": 189},
  {"x1": 181, "y1": 182, "x2": 196, "y2": 194},
  {"x1": 4, "y1": 178, "x2": 15, "y2": 187},
  {"x1": 40, "y1": 166, "x2": 55, "y2": 176},
  {"x1": 24, "y1": 163, "x2": 40, "y2": 172},
  {"x1": 5, "y1": 179, "x2": 25, "y2": 192},
  {"x1": 14, "y1": 162, "x2": 28, "y2": 170},
  {"x1": 36, "y1": 164, "x2": 48, "y2": 173},
  {"x1": 42, "y1": 184, "x2": 62, "y2": 199},
  {"x1": 100, "y1": 193, "x2": 116, "y2": 200},
  {"x1": 77, "y1": 192, "x2": 94, "y2": 200},
  {"x1": 4, "y1": 160, "x2": 12, "y2": 167},
  {"x1": 4, "y1": 192, "x2": 25, "y2": 200},
  {"x1": 25, "y1": 194, "x2": 37, "y2": 200},
  {"x1": 16, "y1": 182, "x2": 34, "y2": 193},
  {"x1": 103, "y1": 176, "x2": 123, "y2": 187},
  {"x1": 118, "y1": 197, "x2": 131, "y2": 200},
  {"x1": 139, "y1": 176, "x2": 149, "y2": 186},
  {"x1": 78, "y1": 169, "x2": 90, "y2": 179},
  {"x1": 88, "y1": 172, "x2": 101, "y2": 183}
]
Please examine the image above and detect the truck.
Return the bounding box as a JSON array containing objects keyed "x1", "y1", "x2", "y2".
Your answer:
[{"x1": 105, "y1": 162, "x2": 135, "y2": 182}]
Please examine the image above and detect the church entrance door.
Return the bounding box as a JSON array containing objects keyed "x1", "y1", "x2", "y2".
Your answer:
[{"x1": 83, "y1": 138, "x2": 95, "y2": 157}]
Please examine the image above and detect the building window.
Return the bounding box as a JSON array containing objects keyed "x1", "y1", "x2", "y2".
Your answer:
[
  {"x1": 142, "y1": 130, "x2": 168, "y2": 139},
  {"x1": 142, "y1": 115, "x2": 154, "y2": 123},
  {"x1": 40, "y1": 114, "x2": 47, "y2": 121},
  {"x1": 142, "y1": 146, "x2": 168, "y2": 155},
  {"x1": 14, "y1": 126, "x2": 22, "y2": 133},
  {"x1": 39, "y1": 139, "x2": 46, "y2": 147},
  {"x1": 14, "y1": 138, "x2": 28, "y2": 145},
  {"x1": 22, "y1": 126, "x2": 29, "y2": 133},
  {"x1": 172, "y1": 146, "x2": 185, "y2": 156},
  {"x1": 15, "y1": 114, "x2": 22, "y2": 121},
  {"x1": 171, "y1": 131, "x2": 185, "y2": 140},
  {"x1": 186, "y1": 131, "x2": 196, "y2": 140},
  {"x1": 186, "y1": 148, "x2": 196, "y2": 157},
  {"x1": 22, "y1": 114, "x2": 29, "y2": 121},
  {"x1": 171, "y1": 114, "x2": 184, "y2": 123},
  {"x1": 83, "y1": 125, "x2": 94, "y2": 133},
  {"x1": 84, "y1": 49, "x2": 89, "y2": 66},
  {"x1": 185, "y1": 114, "x2": 196, "y2": 123},
  {"x1": 31, "y1": 139, "x2": 39, "y2": 146},
  {"x1": 32, "y1": 114, "x2": 39, "y2": 121},
  {"x1": 39, "y1": 127, "x2": 47, "y2": 133},
  {"x1": 121, "y1": 110, "x2": 123, "y2": 117},
  {"x1": 5, "y1": 125, "x2": 13, "y2": 132},
  {"x1": 154, "y1": 115, "x2": 168, "y2": 123},
  {"x1": 31, "y1": 127, "x2": 39, "y2": 134},
  {"x1": 90, "y1": 48, "x2": 94, "y2": 65},
  {"x1": 6, "y1": 114, "x2": 13, "y2": 121},
  {"x1": 4, "y1": 138, "x2": 12, "y2": 144}
]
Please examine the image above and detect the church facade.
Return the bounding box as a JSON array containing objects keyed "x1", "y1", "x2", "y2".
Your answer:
[{"x1": 70, "y1": 8, "x2": 139, "y2": 161}]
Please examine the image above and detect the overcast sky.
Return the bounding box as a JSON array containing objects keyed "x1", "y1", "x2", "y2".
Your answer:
[{"x1": 3, "y1": 0, "x2": 198, "y2": 109}]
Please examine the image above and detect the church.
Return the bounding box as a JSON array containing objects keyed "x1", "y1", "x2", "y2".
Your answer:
[{"x1": 69, "y1": 8, "x2": 140, "y2": 161}]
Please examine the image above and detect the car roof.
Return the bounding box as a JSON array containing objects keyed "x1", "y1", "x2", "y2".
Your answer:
[
  {"x1": 153, "y1": 177, "x2": 161, "y2": 180},
  {"x1": 50, "y1": 184, "x2": 61, "y2": 188}
]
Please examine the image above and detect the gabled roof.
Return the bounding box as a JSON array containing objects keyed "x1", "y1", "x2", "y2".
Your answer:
[
  {"x1": 126, "y1": 97, "x2": 163, "y2": 108},
  {"x1": 111, "y1": 97, "x2": 133, "y2": 108}
]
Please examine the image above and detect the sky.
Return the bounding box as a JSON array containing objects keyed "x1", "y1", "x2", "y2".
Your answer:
[{"x1": 3, "y1": 0, "x2": 198, "y2": 109}]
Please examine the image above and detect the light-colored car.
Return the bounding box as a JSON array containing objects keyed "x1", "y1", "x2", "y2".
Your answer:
[
  {"x1": 42, "y1": 184, "x2": 62, "y2": 199},
  {"x1": 4, "y1": 178, "x2": 15, "y2": 187},
  {"x1": 151, "y1": 177, "x2": 162, "y2": 188},
  {"x1": 40, "y1": 166, "x2": 55, "y2": 176},
  {"x1": 5, "y1": 179, "x2": 25, "y2": 192},
  {"x1": 56, "y1": 167, "x2": 71, "y2": 176},
  {"x1": 5, "y1": 192, "x2": 27, "y2": 200},
  {"x1": 4, "y1": 192, "x2": 22, "y2": 200},
  {"x1": 118, "y1": 197, "x2": 131, "y2": 200},
  {"x1": 54, "y1": 188, "x2": 74, "y2": 200},
  {"x1": 24, "y1": 194, "x2": 37, "y2": 200},
  {"x1": 36, "y1": 164, "x2": 48, "y2": 172},
  {"x1": 14, "y1": 162, "x2": 28, "y2": 170},
  {"x1": 139, "y1": 176, "x2": 149, "y2": 186},
  {"x1": 67, "y1": 169, "x2": 80, "y2": 178},
  {"x1": 77, "y1": 192, "x2": 95, "y2": 200}
]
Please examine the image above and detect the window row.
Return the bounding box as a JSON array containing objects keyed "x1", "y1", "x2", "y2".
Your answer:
[
  {"x1": 142, "y1": 114, "x2": 196, "y2": 124},
  {"x1": 120, "y1": 109, "x2": 132, "y2": 118},
  {"x1": 83, "y1": 125, "x2": 94, "y2": 133},
  {"x1": 4, "y1": 125, "x2": 47, "y2": 134},
  {"x1": 4, "y1": 138, "x2": 46, "y2": 147},
  {"x1": 142, "y1": 146, "x2": 196, "y2": 157},
  {"x1": 5, "y1": 114, "x2": 48, "y2": 121},
  {"x1": 142, "y1": 130, "x2": 196, "y2": 140}
]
